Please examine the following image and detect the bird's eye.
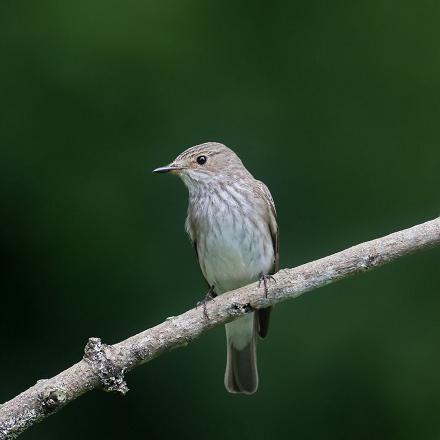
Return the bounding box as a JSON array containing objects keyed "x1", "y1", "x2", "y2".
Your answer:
[{"x1": 196, "y1": 155, "x2": 207, "y2": 165}]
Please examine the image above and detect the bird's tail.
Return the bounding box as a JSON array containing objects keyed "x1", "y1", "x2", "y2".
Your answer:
[{"x1": 224, "y1": 313, "x2": 258, "y2": 394}]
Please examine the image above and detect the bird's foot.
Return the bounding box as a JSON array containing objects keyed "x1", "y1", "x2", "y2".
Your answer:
[
  {"x1": 196, "y1": 286, "x2": 217, "y2": 319},
  {"x1": 258, "y1": 273, "x2": 276, "y2": 298}
]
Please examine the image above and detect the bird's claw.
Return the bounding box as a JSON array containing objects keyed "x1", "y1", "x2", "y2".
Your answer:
[
  {"x1": 258, "y1": 274, "x2": 276, "y2": 298},
  {"x1": 196, "y1": 286, "x2": 216, "y2": 319}
]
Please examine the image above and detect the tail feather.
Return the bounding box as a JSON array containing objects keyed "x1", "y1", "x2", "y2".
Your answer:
[
  {"x1": 257, "y1": 306, "x2": 272, "y2": 338},
  {"x1": 224, "y1": 313, "x2": 258, "y2": 394}
]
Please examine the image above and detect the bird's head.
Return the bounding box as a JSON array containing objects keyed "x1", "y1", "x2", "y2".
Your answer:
[{"x1": 153, "y1": 142, "x2": 249, "y2": 188}]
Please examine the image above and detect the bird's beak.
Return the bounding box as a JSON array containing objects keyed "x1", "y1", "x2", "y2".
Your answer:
[{"x1": 152, "y1": 163, "x2": 182, "y2": 174}]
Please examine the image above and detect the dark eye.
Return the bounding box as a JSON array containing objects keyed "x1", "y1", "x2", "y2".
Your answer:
[{"x1": 196, "y1": 155, "x2": 207, "y2": 165}]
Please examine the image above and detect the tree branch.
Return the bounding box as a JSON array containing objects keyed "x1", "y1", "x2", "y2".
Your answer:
[{"x1": 1, "y1": 217, "x2": 439, "y2": 439}]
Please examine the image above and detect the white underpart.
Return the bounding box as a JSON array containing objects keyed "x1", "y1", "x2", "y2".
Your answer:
[
  {"x1": 201, "y1": 213, "x2": 273, "y2": 293},
  {"x1": 191, "y1": 182, "x2": 274, "y2": 294},
  {"x1": 225, "y1": 313, "x2": 254, "y2": 350}
]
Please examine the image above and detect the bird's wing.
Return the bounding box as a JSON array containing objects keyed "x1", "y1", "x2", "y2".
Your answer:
[
  {"x1": 254, "y1": 180, "x2": 279, "y2": 338},
  {"x1": 185, "y1": 216, "x2": 211, "y2": 289},
  {"x1": 255, "y1": 180, "x2": 279, "y2": 273}
]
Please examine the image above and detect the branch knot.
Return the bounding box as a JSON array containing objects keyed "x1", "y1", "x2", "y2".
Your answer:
[
  {"x1": 83, "y1": 337, "x2": 128, "y2": 395},
  {"x1": 40, "y1": 389, "x2": 67, "y2": 414}
]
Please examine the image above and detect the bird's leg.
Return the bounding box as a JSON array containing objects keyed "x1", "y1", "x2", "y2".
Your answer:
[
  {"x1": 258, "y1": 273, "x2": 276, "y2": 298},
  {"x1": 196, "y1": 285, "x2": 217, "y2": 319}
]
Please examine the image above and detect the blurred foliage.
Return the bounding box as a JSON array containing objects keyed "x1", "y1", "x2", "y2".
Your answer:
[{"x1": 1, "y1": 1, "x2": 440, "y2": 439}]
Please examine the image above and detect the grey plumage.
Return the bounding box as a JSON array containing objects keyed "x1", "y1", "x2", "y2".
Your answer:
[{"x1": 154, "y1": 142, "x2": 278, "y2": 394}]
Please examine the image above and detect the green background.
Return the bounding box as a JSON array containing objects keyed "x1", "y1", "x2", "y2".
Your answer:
[{"x1": 1, "y1": 1, "x2": 440, "y2": 439}]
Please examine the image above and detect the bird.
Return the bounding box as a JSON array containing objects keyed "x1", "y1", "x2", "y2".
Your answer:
[{"x1": 153, "y1": 142, "x2": 278, "y2": 394}]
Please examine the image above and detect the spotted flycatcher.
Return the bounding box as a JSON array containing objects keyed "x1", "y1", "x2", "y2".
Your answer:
[{"x1": 153, "y1": 142, "x2": 278, "y2": 394}]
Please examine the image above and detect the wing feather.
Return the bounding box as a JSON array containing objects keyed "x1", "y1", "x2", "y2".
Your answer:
[
  {"x1": 254, "y1": 180, "x2": 279, "y2": 338},
  {"x1": 186, "y1": 215, "x2": 211, "y2": 289}
]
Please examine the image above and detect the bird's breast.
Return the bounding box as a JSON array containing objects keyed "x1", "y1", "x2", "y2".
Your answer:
[{"x1": 190, "y1": 197, "x2": 274, "y2": 294}]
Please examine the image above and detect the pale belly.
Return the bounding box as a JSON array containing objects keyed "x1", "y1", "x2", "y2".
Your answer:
[{"x1": 197, "y1": 217, "x2": 274, "y2": 294}]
